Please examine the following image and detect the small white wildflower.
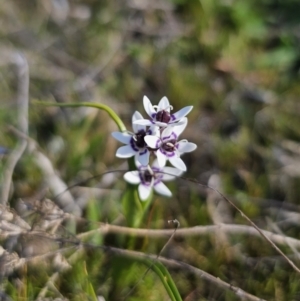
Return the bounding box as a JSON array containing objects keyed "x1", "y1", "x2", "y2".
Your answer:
[
  {"x1": 133, "y1": 96, "x2": 193, "y2": 128},
  {"x1": 112, "y1": 111, "x2": 159, "y2": 166},
  {"x1": 123, "y1": 160, "x2": 183, "y2": 201},
  {"x1": 144, "y1": 118, "x2": 197, "y2": 171}
]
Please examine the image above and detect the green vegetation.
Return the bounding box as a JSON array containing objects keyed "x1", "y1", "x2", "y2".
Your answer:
[{"x1": 1, "y1": 0, "x2": 300, "y2": 300}]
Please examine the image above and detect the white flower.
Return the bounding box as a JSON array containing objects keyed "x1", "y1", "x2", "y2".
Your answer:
[
  {"x1": 112, "y1": 111, "x2": 158, "y2": 166},
  {"x1": 133, "y1": 96, "x2": 193, "y2": 128},
  {"x1": 144, "y1": 117, "x2": 197, "y2": 171},
  {"x1": 123, "y1": 160, "x2": 183, "y2": 201}
]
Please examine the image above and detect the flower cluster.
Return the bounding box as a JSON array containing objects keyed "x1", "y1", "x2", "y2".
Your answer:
[{"x1": 112, "y1": 96, "x2": 197, "y2": 201}]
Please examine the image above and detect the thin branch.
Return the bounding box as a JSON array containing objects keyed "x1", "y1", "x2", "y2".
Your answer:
[
  {"x1": 8, "y1": 126, "x2": 82, "y2": 216},
  {"x1": 3, "y1": 208, "x2": 300, "y2": 254},
  {"x1": 204, "y1": 183, "x2": 300, "y2": 274},
  {"x1": 89, "y1": 243, "x2": 269, "y2": 301},
  {"x1": 156, "y1": 254, "x2": 265, "y2": 301},
  {"x1": 1, "y1": 52, "x2": 29, "y2": 206},
  {"x1": 77, "y1": 222, "x2": 300, "y2": 250},
  {"x1": 206, "y1": 174, "x2": 242, "y2": 261},
  {"x1": 266, "y1": 217, "x2": 300, "y2": 261}
]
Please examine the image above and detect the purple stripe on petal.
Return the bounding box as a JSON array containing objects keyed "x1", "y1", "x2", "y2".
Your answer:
[
  {"x1": 167, "y1": 152, "x2": 175, "y2": 158},
  {"x1": 160, "y1": 149, "x2": 175, "y2": 158},
  {"x1": 152, "y1": 167, "x2": 161, "y2": 173},
  {"x1": 162, "y1": 132, "x2": 177, "y2": 141},
  {"x1": 160, "y1": 149, "x2": 167, "y2": 155},
  {"x1": 154, "y1": 178, "x2": 162, "y2": 185},
  {"x1": 139, "y1": 148, "x2": 147, "y2": 155},
  {"x1": 163, "y1": 149, "x2": 170, "y2": 156},
  {"x1": 130, "y1": 138, "x2": 139, "y2": 152},
  {"x1": 171, "y1": 114, "x2": 176, "y2": 121},
  {"x1": 142, "y1": 182, "x2": 152, "y2": 186},
  {"x1": 162, "y1": 134, "x2": 172, "y2": 141}
]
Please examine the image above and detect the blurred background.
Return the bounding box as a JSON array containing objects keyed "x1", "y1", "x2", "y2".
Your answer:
[{"x1": 1, "y1": 0, "x2": 300, "y2": 300}]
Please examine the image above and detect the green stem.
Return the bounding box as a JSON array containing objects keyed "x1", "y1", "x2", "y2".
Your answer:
[
  {"x1": 32, "y1": 100, "x2": 126, "y2": 132},
  {"x1": 156, "y1": 261, "x2": 182, "y2": 301},
  {"x1": 33, "y1": 100, "x2": 152, "y2": 227},
  {"x1": 142, "y1": 259, "x2": 182, "y2": 301}
]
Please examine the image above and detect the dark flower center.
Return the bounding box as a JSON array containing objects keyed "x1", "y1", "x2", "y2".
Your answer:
[
  {"x1": 162, "y1": 139, "x2": 176, "y2": 152},
  {"x1": 156, "y1": 110, "x2": 171, "y2": 123},
  {"x1": 133, "y1": 131, "x2": 146, "y2": 148},
  {"x1": 140, "y1": 170, "x2": 153, "y2": 184}
]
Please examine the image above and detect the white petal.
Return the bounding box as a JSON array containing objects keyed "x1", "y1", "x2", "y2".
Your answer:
[
  {"x1": 136, "y1": 150, "x2": 150, "y2": 166},
  {"x1": 124, "y1": 171, "x2": 140, "y2": 184},
  {"x1": 149, "y1": 125, "x2": 160, "y2": 136},
  {"x1": 173, "y1": 106, "x2": 193, "y2": 121},
  {"x1": 177, "y1": 141, "x2": 197, "y2": 153},
  {"x1": 143, "y1": 96, "x2": 156, "y2": 117},
  {"x1": 116, "y1": 145, "x2": 136, "y2": 158},
  {"x1": 174, "y1": 119, "x2": 188, "y2": 126},
  {"x1": 138, "y1": 184, "x2": 152, "y2": 201},
  {"x1": 151, "y1": 159, "x2": 161, "y2": 170},
  {"x1": 158, "y1": 96, "x2": 170, "y2": 111},
  {"x1": 133, "y1": 119, "x2": 153, "y2": 126},
  {"x1": 134, "y1": 157, "x2": 142, "y2": 168},
  {"x1": 111, "y1": 132, "x2": 131, "y2": 144},
  {"x1": 132, "y1": 111, "x2": 145, "y2": 132},
  {"x1": 157, "y1": 149, "x2": 167, "y2": 167},
  {"x1": 172, "y1": 117, "x2": 187, "y2": 136},
  {"x1": 169, "y1": 156, "x2": 187, "y2": 171},
  {"x1": 144, "y1": 135, "x2": 161, "y2": 149},
  {"x1": 161, "y1": 126, "x2": 174, "y2": 140},
  {"x1": 154, "y1": 182, "x2": 172, "y2": 197},
  {"x1": 161, "y1": 166, "x2": 183, "y2": 181},
  {"x1": 153, "y1": 121, "x2": 168, "y2": 127},
  {"x1": 132, "y1": 111, "x2": 143, "y2": 121}
]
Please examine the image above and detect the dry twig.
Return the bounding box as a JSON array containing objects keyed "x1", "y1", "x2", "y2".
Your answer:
[
  {"x1": 7, "y1": 126, "x2": 82, "y2": 216},
  {"x1": 1, "y1": 51, "x2": 29, "y2": 206},
  {"x1": 77, "y1": 222, "x2": 300, "y2": 250}
]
